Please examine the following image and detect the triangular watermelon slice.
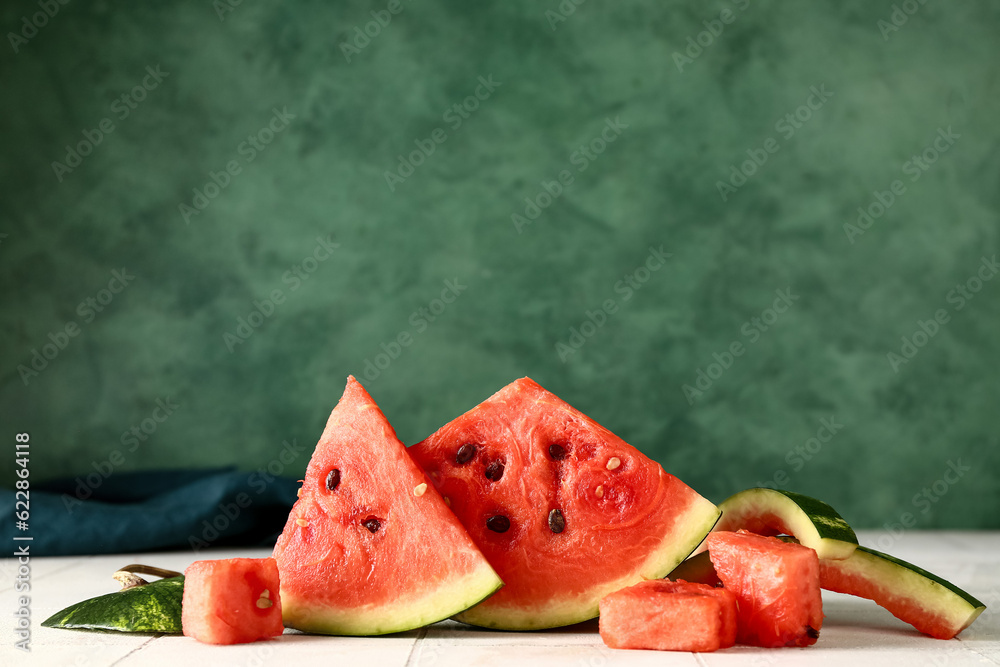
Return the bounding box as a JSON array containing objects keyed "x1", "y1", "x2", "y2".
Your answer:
[
  {"x1": 272, "y1": 377, "x2": 502, "y2": 635},
  {"x1": 409, "y1": 377, "x2": 720, "y2": 630}
]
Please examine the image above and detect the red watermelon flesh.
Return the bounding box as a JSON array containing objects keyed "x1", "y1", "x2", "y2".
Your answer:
[
  {"x1": 182, "y1": 558, "x2": 283, "y2": 645},
  {"x1": 643, "y1": 579, "x2": 737, "y2": 647},
  {"x1": 409, "y1": 377, "x2": 720, "y2": 630},
  {"x1": 599, "y1": 587, "x2": 724, "y2": 652},
  {"x1": 272, "y1": 377, "x2": 502, "y2": 635},
  {"x1": 707, "y1": 530, "x2": 823, "y2": 648}
]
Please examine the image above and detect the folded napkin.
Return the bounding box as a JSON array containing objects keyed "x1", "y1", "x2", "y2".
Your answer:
[{"x1": 4, "y1": 468, "x2": 299, "y2": 556}]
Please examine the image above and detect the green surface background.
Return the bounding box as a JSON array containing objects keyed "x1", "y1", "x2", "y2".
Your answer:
[{"x1": 2, "y1": 1, "x2": 998, "y2": 529}]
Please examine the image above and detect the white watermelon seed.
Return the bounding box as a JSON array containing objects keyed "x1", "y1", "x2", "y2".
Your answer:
[
  {"x1": 414, "y1": 483, "x2": 428, "y2": 497},
  {"x1": 295, "y1": 518, "x2": 308, "y2": 527},
  {"x1": 256, "y1": 596, "x2": 273, "y2": 609},
  {"x1": 606, "y1": 457, "x2": 621, "y2": 471},
  {"x1": 595, "y1": 485, "x2": 604, "y2": 498}
]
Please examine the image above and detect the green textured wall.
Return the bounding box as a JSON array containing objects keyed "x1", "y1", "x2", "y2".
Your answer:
[{"x1": 2, "y1": 1, "x2": 999, "y2": 529}]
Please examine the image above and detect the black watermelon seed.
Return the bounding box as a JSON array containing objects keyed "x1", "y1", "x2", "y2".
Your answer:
[
  {"x1": 484, "y1": 461, "x2": 505, "y2": 481},
  {"x1": 362, "y1": 516, "x2": 381, "y2": 533},
  {"x1": 486, "y1": 515, "x2": 510, "y2": 533},
  {"x1": 548, "y1": 509, "x2": 565, "y2": 533},
  {"x1": 805, "y1": 626, "x2": 819, "y2": 639},
  {"x1": 325, "y1": 469, "x2": 341, "y2": 491},
  {"x1": 456, "y1": 443, "x2": 477, "y2": 464},
  {"x1": 548, "y1": 444, "x2": 567, "y2": 460}
]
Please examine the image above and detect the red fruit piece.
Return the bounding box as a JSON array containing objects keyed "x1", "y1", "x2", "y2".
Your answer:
[
  {"x1": 409, "y1": 377, "x2": 720, "y2": 630},
  {"x1": 600, "y1": 586, "x2": 724, "y2": 652},
  {"x1": 182, "y1": 558, "x2": 283, "y2": 645},
  {"x1": 707, "y1": 530, "x2": 823, "y2": 648},
  {"x1": 638, "y1": 579, "x2": 738, "y2": 648}
]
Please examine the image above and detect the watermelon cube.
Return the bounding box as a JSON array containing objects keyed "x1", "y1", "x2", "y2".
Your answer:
[
  {"x1": 182, "y1": 557, "x2": 283, "y2": 645},
  {"x1": 644, "y1": 579, "x2": 737, "y2": 647},
  {"x1": 707, "y1": 530, "x2": 823, "y2": 648},
  {"x1": 599, "y1": 580, "x2": 736, "y2": 652}
]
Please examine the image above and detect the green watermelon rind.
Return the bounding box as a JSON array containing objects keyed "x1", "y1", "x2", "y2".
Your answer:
[
  {"x1": 783, "y1": 538, "x2": 986, "y2": 638},
  {"x1": 666, "y1": 550, "x2": 719, "y2": 586},
  {"x1": 41, "y1": 577, "x2": 184, "y2": 634},
  {"x1": 281, "y1": 563, "x2": 503, "y2": 636},
  {"x1": 853, "y1": 546, "x2": 984, "y2": 611},
  {"x1": 821, "y1": 545, "x2": 986, "y2": 638},
  {"x1": 717, "y1": 487, "x2": 858, "y2": 560},
  {"x1": 454, "y1": 495, "x2": 722, "y2": 631}
]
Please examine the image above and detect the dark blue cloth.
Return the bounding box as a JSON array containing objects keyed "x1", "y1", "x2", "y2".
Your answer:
[{"x1": 3, "y1": 468, "x2": 298, "y2": 556}]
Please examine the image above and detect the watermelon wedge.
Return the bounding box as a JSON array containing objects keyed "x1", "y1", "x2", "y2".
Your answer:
[
  {"x1": 707, "y1": 530, "x2": 823, "y2": 648},
  {"x1": 818, "y1": 545, "x2": 985, "y2": 639},
  {"x1": 409, "y1": 377, "x2": 720, "y2": 630},
  {"x1": 272, "y1": 377, "x2": 502, "y2": 635},
  {"x1": 715, "y1": 488, "x2": 858, "y2": 560}
]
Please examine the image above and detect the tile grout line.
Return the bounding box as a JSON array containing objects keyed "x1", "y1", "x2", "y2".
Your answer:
[
  {"x1": 403, "y1": 626, "x2": 430, "y2": 667},
  {"x1": 0, "y1": 556, "x2": 95, "y2": 596},
  {"x1": 109, "y1": 635, "x2": 158, "y2": 666},
  {"x1": 956, "y1": 639, "x2": 1000, "y2": 667}
]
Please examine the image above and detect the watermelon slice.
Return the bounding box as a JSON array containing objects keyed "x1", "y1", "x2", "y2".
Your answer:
[
  {"x1": 715, "y1": 488, "x2": 858, "y2": 560},
  {"x1": 409, "y1": 377, "x2": 720, "y2": 630},
  {"x1": 182, "y1": 558, "x2": 283, "y2": 645},
  {"x1": 272, "y1": 377, "x2": 502, "y2": 635},
  {"x1": 818, "y1": 545, "x2": 985, "y2": 639},
  {"x1": 600, "y1": 587, "x2": 726, "y2": 652},
  {"x1": 707, "y1": 530, "x2": 823, "y2": 648}
]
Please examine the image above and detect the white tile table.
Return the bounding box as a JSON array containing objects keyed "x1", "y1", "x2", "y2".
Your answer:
[{"x1": 2, "y1": 531, "x2": 998, "y2": 666}]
